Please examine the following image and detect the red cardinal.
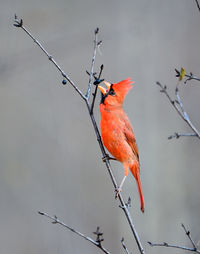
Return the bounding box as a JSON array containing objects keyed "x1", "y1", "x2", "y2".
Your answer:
[{"x1": 98, "y1": 78, "x2": 144, "y2": 213}]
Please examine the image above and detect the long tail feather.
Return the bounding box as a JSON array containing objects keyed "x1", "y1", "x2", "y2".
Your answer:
[
  {"x1": 136, "y1": 172, "x2": 145, "y2": 213},
  {"x1": 130, "y1": 163, "x2": 145, "y2": 213}
]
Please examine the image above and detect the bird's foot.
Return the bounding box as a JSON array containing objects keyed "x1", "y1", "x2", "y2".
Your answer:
[
  {"x1": 102, "y1": 154, "x2": 116, "y2": 162},
  {"x1": 115, "y1": 187, "x2": 122, "y2": 199}
]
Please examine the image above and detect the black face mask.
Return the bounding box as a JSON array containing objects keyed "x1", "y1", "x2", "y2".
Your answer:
[{"x1": 100, "y1": 84, "x2": 115, "y2": 104}]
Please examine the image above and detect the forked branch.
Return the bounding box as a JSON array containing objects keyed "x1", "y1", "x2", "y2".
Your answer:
[
  {"x1": 148, "y1": 224, "x2": 200, "y2": 253},
  {"x1": 121, "y1": 237, "x2": 132, "y2": 254},
  {"x1": 38, "y1": 212, "x2": 111, "y2": 254},
  {"x1": 85, "y1": 27, "x2": 102, "y2": 100},
  {"x1": 156, "y1": 81, "x2": 200, "y2": 139},
  {"x1": 14, "y1": 15, "x2": 86, "y2": 100}
]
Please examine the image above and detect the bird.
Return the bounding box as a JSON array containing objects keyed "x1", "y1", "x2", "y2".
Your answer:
[{"x1": 98, "y1": 78, "x2": 145, "y2": 212}]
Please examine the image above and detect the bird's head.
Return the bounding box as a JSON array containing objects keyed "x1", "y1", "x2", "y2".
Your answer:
[{"x1": 98, "y1": 78, "x2": 134, "y2": 106}]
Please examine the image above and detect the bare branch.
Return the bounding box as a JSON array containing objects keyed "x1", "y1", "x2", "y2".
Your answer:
[
  {"x1": 175, "y1": 85, "x2": 200, "y2": 138},
  {"x1": 148, "y1": 241, "x2": 200, "y2": 253},
  {"x1": 194, "y1": 0, "x2": 200, "y2": 12},
  {"x1": 14, "y1": 15, "x2": 145, "y2": 254},
  {"x1": 181, "y1": 224, "x2": 197, "y2": 251},
  {"x1": 148, "y1": 224, "x2": 200, "y2": 253},
  {"x1": 38, "y1": 212, "x2": 111, "y2": 254},
  {"x1": 85, "y1": 27, "x2": 99, "y2": 100},
  {"x1": 90, "y1": 64, "x2": 104, "y2": 114},
  {"x1": 121, "y1": 238, "x2": 132, "y2": 254},
  {"x1": 156, "y1": 81, "x2": 200, "y2": 139},
  {"x1": 185, "y1": 73, "x2": 200, "y2": 83},
  {"x1": 175, "y1": 86, "x2": 188, "y2": 118},
  {"x1": 13, "y1": 15, "x2": 86, "y2": 100},
  {"x1": 168, "y1": 132, "x2": 197, "y2": 140},
  {"x1": 93, "y1": 226, "x2": 104, "y2": 247}
]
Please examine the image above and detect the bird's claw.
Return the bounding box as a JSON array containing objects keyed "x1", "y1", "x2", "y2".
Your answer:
[
  {"x1": 102, "y1": 154, "x2": 116, "y2": 162},
  {"x1": 115, "y1": 187, "x2": 122, "y2": 199}
]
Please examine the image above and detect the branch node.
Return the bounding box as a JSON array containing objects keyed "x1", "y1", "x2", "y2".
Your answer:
[
  {"x1": 38, "y1": 211, "x2": 44, "y2": 215},
  {"x1": 156, "y1": 81, "x2": 167, "y2": 93},
  {"x1": 119, "y1": 197, "x2": 131, "y2": 210},
  {"x1": 175, "y1": 87, "x2": 179, "y2": 93},
  {"x1": 168, "y1": 132, "x2": 179, "y2": 140},
  {"x1": 93, "y1": 227, "x2": 104, "y2": 246},
  {"x1": 97, "y1": 40, "x2": 102, "y2": 46},
  {"x1": 175, "y1": 68, "x2": 180, "y2": 78},
  {"x1": 127, "y1": 197, "x2": 131, "y2": 207},
  {"x1": 95, "y1": 27, "x2": 99, "y2": 34},
  {"x1": 52, "y1": 215, "x2": 58, "y2": 224},
  {"x1": 121, "y1": 237, "x2": 131, "y2": 254},
  {"x1": 13, "y1": 14, "x2": 23, "y2": 27},
  {"x1": 157, "y1": 82, "x2": 167, "y2": 93}
]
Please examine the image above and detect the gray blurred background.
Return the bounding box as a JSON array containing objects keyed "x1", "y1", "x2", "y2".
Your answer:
[{"x1": 1, "y1": 0, "x2": 200, "y2": 253}]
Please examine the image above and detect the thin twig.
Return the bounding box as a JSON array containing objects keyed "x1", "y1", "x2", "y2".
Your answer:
[
  {"x1": 121, "y1": 238, "x2": 132, "y2": 254},
  {"x1": 185, "y1": 73, "x2": 200, "y2": 83},
  {"x1": 148, "y1": 224, "x2": 200, "y2": 253},
  {"x1": 85, "y1": 27, "x2": 99, "y2": 100},
  {"x1": 175, "y1": 86, "x2": 188, "y2": 120},
  {"x1": 194, "y1": 0, "x2": 200, "y2": 12},
  {"x1": 175, "y1": 86, "x2": 200, "y2": 137},
  {"x1": 119, "y1": 197, "x2": 131, "y2": 210},
  {"x1": 93, "y1": 226, "x2": 104, "y2": 247},
  {"x1": 38, "y1": 212, "x2": 111, "y2": 254},
  {"x1": 181, "y1": 224, "x2": 197, "y2": 251},
  {"x1": 90, "y1": 64, "x2": 104, "y2": 114},
  {"x1": 13, "y1": 15, "x2": 86, "y2": 101},
  {"x1": 148, "y1": 241, "x2": 200, "y2": 253},
  {"x1": 14, "y1": 15, "x2": 145, "y2": 254},
  {"x1": 156, "y1": 81, "x2": 200, "y2": 139},
  {"x1": 168, "y1": 132, "x2": 197, "y2": 140}
]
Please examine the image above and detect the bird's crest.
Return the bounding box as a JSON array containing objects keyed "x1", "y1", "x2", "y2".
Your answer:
[
  {"x1": 98, "y1": 78, "x2": 134, "y2": 105},
  {"x1": 112, "y1": 78, "x2": 134, "y2": 103}
]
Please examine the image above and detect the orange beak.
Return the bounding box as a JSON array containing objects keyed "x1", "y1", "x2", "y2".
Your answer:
[
  {"x1": 98, "y1": 81, "x2": 111, "y2": 95},
  {"x1": 103, "y1": 81, "x2": 111, "y2": 89},
  {"x1": 98, "y1": 85, "x2": 107, "y2": 95}
]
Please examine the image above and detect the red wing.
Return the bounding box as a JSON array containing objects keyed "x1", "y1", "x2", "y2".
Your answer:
[{"x1": 123, "y1": 115, "x2": 139, "y2": 161}]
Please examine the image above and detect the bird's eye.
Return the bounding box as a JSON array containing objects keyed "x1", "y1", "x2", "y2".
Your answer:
[{"x1": 109, "y1": 90, "x2": 115, "y2": 95}]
